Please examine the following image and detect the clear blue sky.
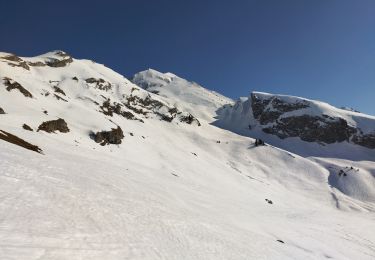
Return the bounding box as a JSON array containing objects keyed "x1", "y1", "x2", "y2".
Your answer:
[{"x1": 1, "y1": 0, "x2": 374, "y2": 114}]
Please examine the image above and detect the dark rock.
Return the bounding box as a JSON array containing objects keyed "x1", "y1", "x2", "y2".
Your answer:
[
  {"x1": 251, "y1": 94, "x2": 271, "y2": 121},
  {"x1": 179, "y1": 114, "x2": 201, "y2": 126},
  {"x1": 251, "y1": 93, "x2": 309, "y2": 125},
  {"x1": 86, "y1": 78, "x2": 101, "y2": 84},
  {"x1": 262, "y1": 115, "x2": 356, "y2": 144},
  {"x1": 3, "y1": 77, "x2": 33, "y2": 98},
  {"x1": 123, "y1": 102, "x2": 148, "y2": 116},
  {"x1": 271, "y1": 96, "x2": 309, "y2": 112},
  {"x1": 37, "y1": 118, "x2": 70, "y2": 133},
  {"x1": 46, "y1": 57, "x2": 73, "y2": 67},
  {"x1": 28, "y1": 61, "x2": 46, "y2": 67},
  {"x1": 53, "y1": 94, "x2": 68, "y2": 102},
  {"x1": 99, "y1": 99, "x2": 143, "y2": 122},
  {"x1": 158, "y1": 113, "x2": 174, "y2": 122},
  {"x1": 168, "y1": 107, "x2": 178, "y2": 115},
  {"x1": 45, "y1": 52, "x2": 73, "y2": 67},
  {"x1": 22, "y1": 124, "x2": 33, "y2": 131},
  {"x1": 134, "y1": 94, "x2": 164, "y2": 108},
  {"x1": 72, "y1": 76, "x2": 78, "y2": 81},
  {"x1": 100, "y1": 99, "x2": 113, "y2": 116},
  {"x1": 0, "y1": 129, "x2": 42, "y2": 154},
  {"x1": 53, "y1": 86, "x2": 66, "y2": 96},
  {"x1": 255, "y1": 139, "x2": 265, "y2": 146},
  {"x1": 49, "y1": 80, "x2": 60, "y2": 84},
  {"x1": 54, "y1": 51, "x2": 70, "y2": 58},
  {"x1": 92, "y1": 126, "x2": 124, "y2": 145},
  {"x1": 276, "y1": 240, "x2": 284, "y2": 244},
  {"x1": 122, "y1": 111, "x2": 138, "y2": 120},
  {"x1": 85, "y1": 78, "x2": 111, "y2": 91},
  {"x1": 124, "y1": 93, "x2": 200, "y2": 126},
  {"x1": 125, "y1": 94, "x2": 163, "y2": 116},
  {"x1": 2, "y1": 54, "x2": 23, "y2": 62},
  {"x1": 7, "y1": 61, "x2": 30, "y2": 70},
  {"x1": 249, "y1": 92, "x2": 375, "y2": 149},
  {"x1": 1, "y1": 54, "x2": 30, "y2": 70},
  {"x1": 352, "y1": 133, "x2": 375, "y2": 149},
  {"x1": 0, "y1": 107, "x2": 5, "y2": 114}
]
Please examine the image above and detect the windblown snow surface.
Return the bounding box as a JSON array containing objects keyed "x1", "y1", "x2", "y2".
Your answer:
[{"x1": 0, "y1": 51, "x2": 375, "y2": 260}]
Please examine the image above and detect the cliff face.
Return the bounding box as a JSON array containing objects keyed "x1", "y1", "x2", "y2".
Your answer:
[
  {"x1": 216, "y1": 91, "x2": 375, "y2": 158},
  {"x1": 250, "y1": 92, "x2": 375, "y2": 148}
]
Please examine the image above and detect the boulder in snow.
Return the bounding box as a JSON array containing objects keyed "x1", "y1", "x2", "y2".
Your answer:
[
  {"x1": 37, "y1": 118, "x2": 70, "y2": 133},
  {"x1": 92, "y1": 126, "x2": 124, "y2": 145}
]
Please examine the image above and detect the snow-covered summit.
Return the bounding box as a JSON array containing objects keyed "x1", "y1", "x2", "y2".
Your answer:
[{"x1": 132, "y1": 69, "x2": 233, "y2": 122}]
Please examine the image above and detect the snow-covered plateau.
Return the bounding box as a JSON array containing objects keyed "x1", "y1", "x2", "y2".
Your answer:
[{"x1": 0, "y1": 51, "x2": 374, "y2": 259}]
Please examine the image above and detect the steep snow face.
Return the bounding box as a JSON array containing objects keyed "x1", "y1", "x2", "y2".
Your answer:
[
  {"x1": 0, "y1": 51, "x2": 202, "y2": 138},
  {"x1": 1, "y1": 52, "x2": 375, "y2": 259},
  {"x1": 217, "y1": 92, "x2": 375, "y2": 160},
  {"x1": 132, "y1": 69, "x2": 233, "y2": 122}
]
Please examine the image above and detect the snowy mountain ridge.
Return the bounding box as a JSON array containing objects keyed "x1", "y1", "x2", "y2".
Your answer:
[
  {"x1": 132, "y1": 68, "x2": 233, "y2": 122},
  {"x1": 0, "y1": 51, "x2": 375, "y2": 260},
  {"x1": 216, "y1": 91, "x2": 375, "y2": 160}
]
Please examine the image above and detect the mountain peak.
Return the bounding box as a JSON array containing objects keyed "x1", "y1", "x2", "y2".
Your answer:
[
  {"x1": 133, "y1": 69, "x2": 177, "y2": 89},
  {"x1": 132, "y1": 69, "x2": 233, "y2": 122},
  {"x1": 216, "y1": 91, "x2": 375, "y2": 159}
]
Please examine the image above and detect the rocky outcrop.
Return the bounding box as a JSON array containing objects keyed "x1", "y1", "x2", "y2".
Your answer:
[
  {"x1": 2, "y1": 54, "x2": 23, "y2": 62},
  {"x1": 262, "y1": 115, "x2": 356, "y2": 144},
  {"x1": 45, "y1": 51, "x2": 73, "y2": 68},
  {"x1": 92, "y1": 126, "x2": 124, "y2": 145},
  {"x1": 124, "y1": 93, "x2": 200, "y2": 126},
  {"x1": 3, "y1": 77, "x2": 33, "y2": 98},
  {"x1": 0, "y1": 107, "x2": 5, "y2": 114},
  {"x1": 37, "y1": 118, "x2": 70, "y2": 133},
  {"x1": 352, "y1": 133, "x2": 375, "y2": 149},
  {"x1": 22, "y1": 124, "x2": 33, "y2": 131},
  {"x1": 179, "y1": 114, "x2": 201, "y2": 126},
  {"x1": 1, "y1": 54, "x2": 30, "y2": 70},
  {"x1": 251, "y1": 93, "x2": 309, "y2": 124},
  {"x1": 249, "y1": 92, "x2": 374, "y2": 148},
  {"x1": 54, "y1": 94, "x2": 68, "y2": 102},
  {"x1": 99, "y1": 99, "x2": 144, "y2": 122},
  {"x1": 85, "y1": 78, "x2": 112, "y2": 91},
  {"x1": 53, "y1": 86, "x2": 66, "y2": 96},
  {"x1": 28, "y1": 61, "x2": 46, "y2": 67},
  {"x1": 0, "y1": 129, "x2": 42, "y2": 154}
]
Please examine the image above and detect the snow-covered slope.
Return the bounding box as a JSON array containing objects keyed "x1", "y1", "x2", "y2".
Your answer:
[
  {"x1": 216, "y1": 91, "x2": 375, "y2": 160},
  {"x1": 1, "y1": 51, "x2": 375, "y2": 260},
  {"x1": 132, "y1": 69, "x2": 233, "y2": 122}
]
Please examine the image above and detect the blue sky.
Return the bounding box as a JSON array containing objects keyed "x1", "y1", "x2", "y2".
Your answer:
[{"x1": 1, "y1": 0, "x2": 374, "y2": 114}]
